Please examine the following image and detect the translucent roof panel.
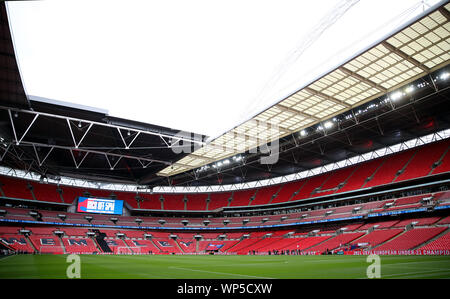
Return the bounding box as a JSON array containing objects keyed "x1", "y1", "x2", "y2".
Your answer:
[{"x1": 158, "y1": 2, "x2": 450, "y2": 177}]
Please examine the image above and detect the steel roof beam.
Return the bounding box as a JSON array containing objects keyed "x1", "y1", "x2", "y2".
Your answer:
[
  {"x1": 339, "y1": 66, "x2": 388, "y2": 93},
  {"x1": 381, "y1": 41, "x2": 430, "y2": 73},
  {"x1": 303, "y1": 87, "x2": 351, "y2": 108},
  {"x1": 0, "y1": 105, "x2": 204, "y2": 146}
]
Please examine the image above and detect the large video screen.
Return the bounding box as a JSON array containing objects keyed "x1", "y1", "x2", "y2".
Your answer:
[{"x1": 76, "y1": 197, "x2": 123, "y2": 215}]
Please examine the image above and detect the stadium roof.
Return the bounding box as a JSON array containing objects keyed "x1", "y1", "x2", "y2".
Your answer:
[
  {"x1": 158, "y1": 1, "x2": 450, "y2": 177},
  {"x1": 5, "y1": 1, "x2": 444, "y2": 139},
  {"x1": 0, "y1": 1, "x2": 449, "y2": 188}
]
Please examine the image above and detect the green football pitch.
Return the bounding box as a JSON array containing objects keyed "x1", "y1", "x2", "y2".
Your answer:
[{"x1": 1, "y1": 254, "x2": 450, "y2": 279}]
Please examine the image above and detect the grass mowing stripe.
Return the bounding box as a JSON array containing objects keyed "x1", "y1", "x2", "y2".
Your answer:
[
  {"x1": 395, "y1": 270, "x2": 450, "y2": 279},
  {"x1": 0, "y1": 255, "x2": 17, "y2": 263},
  {"x1": 381, "y1": 269, "x2": 450, "y2": 278},
  {"x1": 0, "y1": 254, "x2": 449, "y2": 279},
  {"x1": 168, "y1": 266, "x2": 275, "y2": 279}
]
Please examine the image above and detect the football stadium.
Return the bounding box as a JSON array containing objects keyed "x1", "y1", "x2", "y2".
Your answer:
[{"x1": 1, "y1": 0, "x2": 450, "y2": 285}]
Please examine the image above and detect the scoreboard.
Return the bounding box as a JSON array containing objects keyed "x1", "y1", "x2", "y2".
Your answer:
[{"x1": 76, "y1": 197, "x2": 123, "y2": 215}]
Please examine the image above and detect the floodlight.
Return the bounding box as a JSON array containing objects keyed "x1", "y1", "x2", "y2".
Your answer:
[
  {"x1": 389, "y1": 91, "x2": 403, "y2": 101},
  {"x1": 405, "y1": 86, "x2": 415, "y2": 94},
  {"x1": 324, "y1": 121, "x2": 334, "y2": 129}
]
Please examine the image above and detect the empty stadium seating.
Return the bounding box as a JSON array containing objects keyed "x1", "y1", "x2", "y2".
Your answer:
[
  {"x1": 292, "y1": 173, "x2": 333, "y2": 201},
  {"x1": 139, "y1": 194, "x2": 162, "y2": 210},
  {"x1": 29, "y1": 182, "x2": 62, "y2": 203},
  {"x1": 433, "y1": 147, "x2": 450, "y2": 175},
  {"x1": 250, "y1": 185, "x2": 280, "y2": 206},
  {"x1": 396, "y1": 139, "x2": 450, "y2": 182},
  {"x1": 338, "y1": 159, "x2": 381, "y2": 193},
  {"x1": 229, "y1": 189, "x2": 254, "y2": 207},
  {"x1": 350, "y1": 229, "x2": 403, "y2": 249},
  {"x1": 364, "y1": 149, "x2": 415, "y2": 188},
  {"x1": 313, "y1": 166, "x2": 357, "y2": 197},
  {"x1": 1, "y1": 139, "x2": 449, "y2": 256},
  {"x1": 306, "y1": 232, "x2": 365, "y2": 253},
  {"x1": 419, "y1": 229, "x2": 450, "y2": 251},
  {"x1": 62, "y1": 237, "x2": 98, "y2": 254},
  {"x1": 29, "y1": 235, "x2": 64, "y2": 254},
  {"x1": 0, "y1": 138, "x2": 449, "y2": 212},
  {"x1": 162, "y1": 194, "x2": 185, "y2": 211},
  {"x1": 0, "y1": 188, "x2": 444, "y2": 233},
  {"x1": 375, "y1": 227, "x2": 447, "y2": 251},
  {"x1": 185, "y1": 193, "x2": 208, "y2": 211},
  {"x1": 2, "y1": 210, "x2": 449, "y2": 255},
  {"x1": 271, "y1": 182, "x2": 298, "y2": 204},
  {"x1": 0, "y1": 175, "x2": 33, "y2": 200},
  {"x1": 207, "y1": 192, "x2": 231, "y2": 210}
]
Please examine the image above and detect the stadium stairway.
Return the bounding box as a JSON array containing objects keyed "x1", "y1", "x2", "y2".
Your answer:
[
  {"x1": 287, "y1": 181, "x2": 308, "y2": 202},
  {"x1": 430, "y1": 145, "x2": 450, "y2": 175},
  {"x1": 149, "y1": 239, "x2": 162, "y2": 254},
  {"x1": 360, "y1": 159, "x2": 386, "y2": 189},
  {"x1": 414, "y1": 227, "x2": 450, "y2": 250},
  {"x1": 345, "y1": 231, "x2": 367, "y2": 245},
  {"x1": 122, "y1": 239, "x2": 136, "y2": 254},
  {"x1": 93, "y1": 230, "x2": 112, "y2": 253},
  {"x1": 0, "y1": 241, "x2": 12, "y2": 252},
  {"x1": 266, "y1": 185, "x2": 284, "y2": 205},
  {"x1": 175, "y1": 240, "x2": 184, "y2": 253},
  {"x1": 57, "y1": 235, "x2": 67, "y2": 254},
  {"x1": 25, "y1": 235, "x2": 37, "y2": 254},
  {"x1": 224, "y1": 238, "x2": 245, "y2": 253},
  {"x1": 392, "y1": 150, "x2": 418, "y2": 183},
  {"x1": 301, "y1": 235, "x2": 333, "y2": 252}
]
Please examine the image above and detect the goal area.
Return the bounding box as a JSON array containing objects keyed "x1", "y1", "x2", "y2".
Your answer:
[
  {"x1": 39, "y1": 246, "x2": 65, "y2": 255},
  {"x1": 116, "y1": 247, "x2": 143, "y2": 255}
]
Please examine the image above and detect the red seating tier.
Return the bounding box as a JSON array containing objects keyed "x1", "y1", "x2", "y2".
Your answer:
[
  {"x1": 397, "y1": 139, "x2": 450, "y2": 182},
  {"x1": 0, "y1": 139, "x2": 449, "y2": 211},
  {"x1": 338, "y1": 159, "x2": 381, "y2": 193},
  {"x1": 250, "y1": 185, "x2": 280, "y2": 206},
  {"x1": 186, "y1": 193, "x2": 208, "y2": 211},
  {"x1": 307, "y1": 232, "x2": 365, "y2": 253},
  {"x1": 419, "y1": 229, "x2": 450, "y2": 251},
  {"x1": 162, "y1": 194, "x2": 185, "y2": 211},
  {"x1": 351, "y1": 229, "x2": 404, "y2": 248},
  {"x1": 365, "y1": 149, "x2": 415, "y2": 188},
  {"x1": 292, "y1": 173, "x2": 332, "y2": 201},
  {"x1": 0, "y1": 234, "x2": 34, "y2": 253},
  {"x1": 0, "y1": 175, "x2": 33, "y2": 200},
  {"x1": 271, "y1": 182, "x2": 299, "y2": 203},
  {"x1": 208, "y1": 192, "x2": 231, "y2": 210},
  {"x1": 229, "y1": 189, "x2": 254, "y2": 207},
  {"x1": 313, "y1": 166, "x2": 357, "y2": 196},
  {"x1": 376, "y1": 227, "x2": 447, "y2": 251},
  {"x1": 62, "y1": 237, "x2": 98, "y2": 254}
]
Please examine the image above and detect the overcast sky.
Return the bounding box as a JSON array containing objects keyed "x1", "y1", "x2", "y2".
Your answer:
[{"x1": 6, "y1": 0, "x2": 443, "y2": 139}]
